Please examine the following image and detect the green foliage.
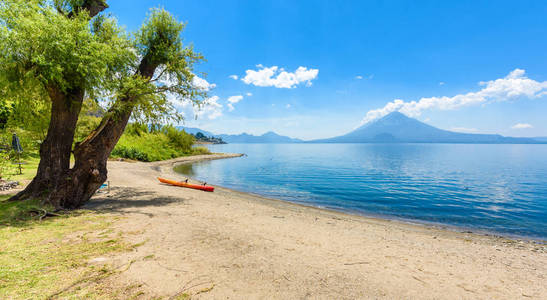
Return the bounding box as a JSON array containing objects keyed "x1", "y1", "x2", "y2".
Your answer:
[
  {"x1": 111, "y1": 123, "x2": 209, "y2": 162},
  {"x1": 0, "y1": 129, "x2": 39, "y2": 157},
  {"x1": 160, "y1": 125, "x2": 194, "y2": 150},
  {"x1": 0, "y1": 129, "x2": 40, "y2": 180},
  {"x1": 6, "y1": 90, "x2": 50, "y2": 141},
  {"x1": 0, "y1": 1, "x2": 210, "y2": 177},
  {"x1": 191, "y1": 146, "x2": 212, "y2": 155},
  {"x1": 136, "y1": 7, "x2": 185, "y2": 67},
  {"x1": 74, "y1": 98, "x2": 103, "y2": 142},
  {"x1": 0, "y1": 0, "x2": 134, "y2": 98},
  {"x1": 0, "y1": 150, "x2": 14, "y2": 180},
  {"x1": 123, "y1": 122, "x2": 150, "y2": 136},
  {"x1": 0, "y1": 98, "x2": 12, "y2": 129},
  {"x1": 128, "y1": 8, "x2": 207, "y2": 125},
  {"x1": 113, "y1": 132, "x2": 176, "y2": 161},
  {"x1": 111, "y1": 146, "x2": 150, "y2": 162}
]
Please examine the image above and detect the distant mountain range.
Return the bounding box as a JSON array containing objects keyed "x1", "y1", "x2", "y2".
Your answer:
[
  {"x1": 178, "y1": 113, "x2": 545, "y2": 144},
  {"x1": 176, "y1": 126, "x2": 302, "y2": 143},
  {"x1": 176, "y1": 126, "x2": 216, "y2": 137},
  {"x1": 312, "y1": 112, "x2": 543, "y2": 144},
  {"x1": 217, "y1": 132, "x2": 303, "y2": 143}
]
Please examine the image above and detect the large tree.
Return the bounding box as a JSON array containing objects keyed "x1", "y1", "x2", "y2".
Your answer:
[{"x1": 0, "y1": 0, "x2": 205, "y2": 208}]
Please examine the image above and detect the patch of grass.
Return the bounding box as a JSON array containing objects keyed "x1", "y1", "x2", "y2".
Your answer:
[
  {"x1": 0, "y1": 195, "x2": 48, "y2": 225},
  {"x1": 0, "y1": 195, "x2": 136, "y2": 299},
  {"x1": 5, "y1": 152, "x2": 40, "y2": 182},
  {"x1": 172, "y1": 293, "x2": 191, "y2": 300}
]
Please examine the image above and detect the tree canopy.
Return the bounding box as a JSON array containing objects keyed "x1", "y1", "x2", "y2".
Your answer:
[
  {"x1": 0, "y1": 0, "x2": 208, "y2": 208},
  {"x1": 0, "y1": 0, "x2": 206, "y2": 132}
]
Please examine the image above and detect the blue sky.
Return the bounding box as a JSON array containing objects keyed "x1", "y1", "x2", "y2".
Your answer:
[{"x1": 109, "y1": 0, "x2": 547, "y2": 140}]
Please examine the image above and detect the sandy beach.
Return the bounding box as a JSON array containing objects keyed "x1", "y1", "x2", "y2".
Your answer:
[{"x1": 86, "y1": 153, "x2": 546, "y2": 299}]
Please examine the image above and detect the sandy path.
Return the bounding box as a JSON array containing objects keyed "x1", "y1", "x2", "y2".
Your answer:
[{"x1": 89, "y1": 154, "x2": 546, "y2": 299}]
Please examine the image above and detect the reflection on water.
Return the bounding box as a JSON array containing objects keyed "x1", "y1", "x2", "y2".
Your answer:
[
  {"x1": 173, "y1": 163, "x2": 197, "y2": 176},
  {"x1": 175, "y1": 143, "x2": 547, "y2": 239}
]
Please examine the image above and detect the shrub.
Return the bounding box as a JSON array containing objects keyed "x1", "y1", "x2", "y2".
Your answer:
[
  {"x1": 111, "y1": 146, "x2": 150, "y2": 162},
  {"x1": 191, "y1": 146, "x2": 211, "y2": 155},
  {"x1": 124, "y1": 123, "x2": 150, "y2": 137},
  {"x1": 0, "y1": 150, "x2": 14, "y2": 180},
  {"x1": 111, "y1": 123, "x2": 209, "y2": 162},
  {"x1": 161, "y1": 125, "x2": 194, "y2": 152}
]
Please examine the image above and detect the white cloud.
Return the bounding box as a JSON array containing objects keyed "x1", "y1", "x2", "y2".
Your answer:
[
  {"x1": 227, "y1": 95, "x2": 243, "y2": 103},
  {"x1": 192, "y1": 75, "x2": 216, "y2": 91},
  {"x1": 171, "y1": 97, "x2": 193, "y2": 117},
  {"x1": 451, "y1": 127, "x2": 478, "y2": 133},
  {"x1": 511, "y1": 123, "x2": 533, "y2": 129},
  {"x1": 439, "y1": 82, "x2": 445, "y2": 86},
  {"x1": 168, "y1": 74, "x2": 221, "y2": 119},
  {"x1": 246, "y1": 92, "x2": 253, "y2": 97},
  {"x1": 286, "y1": 104, "x2": 291, "y2": 108},
  {"x1": 241, "y1": 65, "x2": 319, "y2": 88},
  {"x1": 195, "y1": 96, "x2": 222, "y2": 119},
  {"x1": 356, "y1": 75, "x2": 363, "y2": 80},
  {"x1": 227, "y1": 95, "x2": 244, "y2": 112},
  {"x1": 156, "y1": 71, "x2": 215, "y2": 93},
  {"x1": 360, "y1": 69, "x2": 547, "y2": 125},
  {"x1": 229, "y1": 74, "x2": 238, "y2": 80}
]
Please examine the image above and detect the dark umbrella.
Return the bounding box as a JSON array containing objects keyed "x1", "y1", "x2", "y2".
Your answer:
[
  {"x1": 11, "y1": 133, "x2": 23, "y2": 174},
  {"x1": 11, "y1": 133, "x2": 23, "y2": 153}
]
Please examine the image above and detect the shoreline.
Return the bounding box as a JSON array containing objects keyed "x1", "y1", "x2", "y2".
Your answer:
[
  {"x1": 90, "y1": 153, "x2": 546, "y2": 299},
  {"x1": 165, "y1": 153, "x2": 546, "y2": 244}
]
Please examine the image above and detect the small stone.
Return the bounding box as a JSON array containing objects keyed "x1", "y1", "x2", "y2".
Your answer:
[{"x1": 89, "y1": 257, "x2": 108, "y2": 263}]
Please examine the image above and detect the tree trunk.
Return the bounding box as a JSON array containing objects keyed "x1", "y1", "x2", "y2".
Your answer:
[
  {"x1": 9, "y1": 0, "x2": 108, "y2": 204},
  {"x1": 44, "y1": 59, "x2": 159, "y2": 208},
  {"x1": 10, "y1": 87, "x2": 84, "y2": 202},
  {"x1": 46, "y1": 108, "x2": 131, "y2": 208}
]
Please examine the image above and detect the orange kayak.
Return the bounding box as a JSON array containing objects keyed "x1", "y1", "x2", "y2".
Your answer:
[{"x1": 158, "y1": 177, "x2": 215, "y2": 192}]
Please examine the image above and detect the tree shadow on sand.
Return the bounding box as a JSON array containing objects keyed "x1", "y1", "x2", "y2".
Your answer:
[{"x1": 85, "y1": 186, "x2": 189, "y2": 217}]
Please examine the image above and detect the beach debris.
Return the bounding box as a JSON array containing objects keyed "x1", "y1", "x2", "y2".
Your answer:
[
  {"x1": 96, "y1": 181, "x2": 111, "y2": 194},
  {"x1": 28, "y1": 208, "x2": 61, "y2": 221},
  {"x1": 195, "y1": 284, "x2": 215, "y2": 296},
  {"x1": 343, "y1": 261, "x2": 370, "y2": 266},
  {"x1": 0, "y1": 180, "x2": 18, "y2": 191},
  {"x1": 89, "y1": 257, "x2": 109, "y2": 264},
  {"x1": 412, "y1": 275, "x2": 427, "y2": 285}
]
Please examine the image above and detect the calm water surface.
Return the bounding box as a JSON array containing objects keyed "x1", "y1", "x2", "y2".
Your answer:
[{"x1": 174, "y1": 144, "x2": 547, "y2": 240}]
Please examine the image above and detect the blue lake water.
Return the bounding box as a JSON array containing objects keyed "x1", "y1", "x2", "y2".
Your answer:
[{"x1": 174, "y1": 144, "x2": 547, "y2": 240}]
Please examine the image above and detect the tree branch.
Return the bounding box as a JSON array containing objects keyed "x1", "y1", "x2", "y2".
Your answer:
[{"x1": 68, "y1": 0, "x2": 109, "y2": 19}]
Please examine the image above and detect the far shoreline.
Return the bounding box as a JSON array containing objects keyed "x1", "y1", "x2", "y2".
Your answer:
[{"x1": 157, "y1": 152, "x2": 546, "y2": 244}]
